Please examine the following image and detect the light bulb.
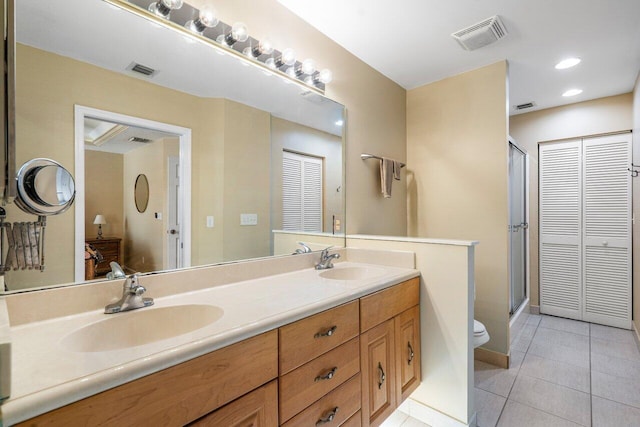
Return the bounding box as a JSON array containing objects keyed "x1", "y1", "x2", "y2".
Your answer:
[
  {"x1": 265, "y1": 58, "x2": 277, "y2": 69},
  {"x1": 301, "y1": 59, "x2": 317, "y2": 75},
  {"x1": 278, "y1": 48, "x2": 296, "y2": 67},
  {"x1": 252, "y1": 39, "x2": 274, "y2": 57},
  {"x1": 562, "y1": 88, "x2": 583, "y2": 97},
  {"x1": 216, "y1": 34, "x2": 228, "y2": 46},
  {"x1": 317, "y1": 69, "x2": 333, "y2": 84},
  {"x1": 231, "y1": 22, "x2": 249, "y2": 42},
  {"x1": 555, "y1": 57, "x2": 581, "y2": 70},
  {"x1": 242, "y1": 47, "x2": 256, "y2": 58},
  {"x1": 148, "y1": 0, "x2": 183, "y2": 18},
  {"x1": 286, "y1": 66, "x2": 297, "y2": 78},
  {"x1": 185, "y1": 5, "x2": 218, "y2": 33}
]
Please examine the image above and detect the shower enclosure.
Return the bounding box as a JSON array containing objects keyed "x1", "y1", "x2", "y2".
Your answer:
[{"x1": 509, "y1": 141, "x2": 528, "y2": 314}]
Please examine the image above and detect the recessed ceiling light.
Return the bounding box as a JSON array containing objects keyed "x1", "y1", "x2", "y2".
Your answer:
[
  {"x1": 562, "y1": 89, "x2": 583, "y2": 97},
  {"x1": 555, "y1": 57, "x2": 581, "y2": 70}
]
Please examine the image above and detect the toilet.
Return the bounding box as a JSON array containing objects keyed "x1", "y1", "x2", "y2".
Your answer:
[{"x1": 473, "y1": 319, "x2": 490, "y2": 348}]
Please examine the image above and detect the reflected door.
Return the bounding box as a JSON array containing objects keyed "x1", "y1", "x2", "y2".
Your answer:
[
  {"x1": 509, "y1": 142, "x2": 527, "y2": 314},
  {"x1": 167, "y1": 156, "x2": 181, "y2": 269}
]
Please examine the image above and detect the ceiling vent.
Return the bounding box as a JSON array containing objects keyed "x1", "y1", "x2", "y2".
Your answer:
[
  {"x1": 127, "y1": 62, "x2": 157, "y2": 77},
  {"x1": 452, "y1": 15, "x2": 508, "y2": 51},
  {"x1": 128, "y1": 136, "x2": 153, "y2": 143},
  {"x1": 514, "y1": 102, "x2": 536, "y2": 111}
]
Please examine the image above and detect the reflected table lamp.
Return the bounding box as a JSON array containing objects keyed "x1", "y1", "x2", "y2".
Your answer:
[{"x1": 93, "y1": 214, "x2": 107, "y2": 239}]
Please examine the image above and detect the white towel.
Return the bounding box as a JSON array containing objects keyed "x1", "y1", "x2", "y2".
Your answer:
[{"x1": 380, "y1": 158, "x2": 394, "y2": 198}]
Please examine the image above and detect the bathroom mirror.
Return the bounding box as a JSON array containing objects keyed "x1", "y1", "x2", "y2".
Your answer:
[
  {"x1": 4, "y1": 0, "x2": 345, "y2": 292},
  {"x1": 134, "y1": 174, "x2": 149, "y2": 213}
]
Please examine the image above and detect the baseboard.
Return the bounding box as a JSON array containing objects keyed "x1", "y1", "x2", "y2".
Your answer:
[
  {"x1": 633, "y1": 323, "x2": 640, "y2": 353},
  {"x1": 530, "y1": 305, "x2": 540, "y2": 315},
  {"x1": 474, "y1": 347, "x2": 509, "y2": 369},
  {"x1": 401, "y1": 398, "x2": 476, "y2": 427}
]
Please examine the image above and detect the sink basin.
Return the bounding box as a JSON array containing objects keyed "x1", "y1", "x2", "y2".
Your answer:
[
  {"x1": 61, "y1": 304, "x2": 224, "y2": 353},
  {"x1": 319, "y1": 266, "x2": 384, "y2": 281}
]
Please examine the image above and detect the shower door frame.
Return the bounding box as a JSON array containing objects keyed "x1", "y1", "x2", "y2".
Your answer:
[{"x1": 508, "y1": 139, "x2": 530, "y2": 316}]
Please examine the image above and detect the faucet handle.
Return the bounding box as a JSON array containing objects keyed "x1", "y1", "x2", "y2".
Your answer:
[{"x1": 321, "y1": 246, "x2": 334, "y2": 257}]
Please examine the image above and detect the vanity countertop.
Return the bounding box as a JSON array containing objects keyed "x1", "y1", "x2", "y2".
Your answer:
[{"x1": 1, "y1": 261, "x2": 419, "y2": 425}]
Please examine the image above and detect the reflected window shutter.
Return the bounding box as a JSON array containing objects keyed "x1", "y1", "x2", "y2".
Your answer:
[{"x1": 282, "y1": 151, "x2": 323, "y2": 232}]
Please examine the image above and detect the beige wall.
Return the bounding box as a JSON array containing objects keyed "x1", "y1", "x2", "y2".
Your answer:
[
  {"x1": 271, "y1": 117, "x2": 343, "y2": 236},
  {"x1": 510, "y1": 93, "x2": 633, "y2": 310},
  {"x1": 84, "y1": 151, "x2": 124, "y2": 241},
  {"x1": 190, "y1": 0, "x2": 408, "y2": 236},
  {"x1": 407, "y1": 62, "x2": 510, "y2": 355},
  {"x1": 123, "y1": 139, "x2": 180, "y2": 272},
  {"x1": 222, "y1": 101, "x2": 271, "y2": 261},
  {"x1": 633, "y1": 76, "x2": 640, "y2": 334}
]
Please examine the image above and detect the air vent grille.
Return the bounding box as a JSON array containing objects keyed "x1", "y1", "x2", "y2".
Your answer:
[
  {"x1": 128, "y1": 136, "x2": 153, "y2": 143},
  {"x1": 515, "y1": 102, "x2": 536, "y2": 111},
  {"x1": 128, "y1": 62, "x2": 156, "y2": 77},
  {"x1": 452, "y1": 15, "x2": 508, "y2": 51}
]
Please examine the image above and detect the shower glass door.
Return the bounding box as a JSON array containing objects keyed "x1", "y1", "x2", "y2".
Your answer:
[{"x1": 509, "y1": 142, "x2": 527, "y2": 314}]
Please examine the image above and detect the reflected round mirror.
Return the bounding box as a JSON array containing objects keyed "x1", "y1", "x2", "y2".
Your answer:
[
  {"x1": 134, "y1": 174, "x2": 149, "y2": 213},
  {"x1": 16, "y1": 158, "x2": 76, "y2": 216}
]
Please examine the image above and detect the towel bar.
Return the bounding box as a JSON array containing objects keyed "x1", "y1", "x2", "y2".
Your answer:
[{"x1": 360, "y1": 153, "x2": 406, "y2": 168}]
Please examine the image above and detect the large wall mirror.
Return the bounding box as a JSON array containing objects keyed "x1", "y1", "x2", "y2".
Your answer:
[{"x1": 4, "y1": 0, "x2": 345, "y2": 292}]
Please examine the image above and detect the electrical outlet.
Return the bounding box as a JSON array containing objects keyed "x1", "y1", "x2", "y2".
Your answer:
[
  {"x1": 206, "y1": 216, "x2": 214, "y2": 228},
  {"x1": 240, "y1": 213, "x2": 258, "y2": 226}
]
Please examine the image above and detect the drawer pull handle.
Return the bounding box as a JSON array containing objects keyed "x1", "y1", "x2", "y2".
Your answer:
[
  {"x1": 315, "y1": 366, "x2": 338, "y2": 382},
  {"x1": 378, "y1": 362, "x2": 386, "y2": 389},
  {"x1": 408, "y1": 341, "x2": 415, "y2": 364},
  {"x1": 314, "y1": 325, "x2": 337, "y2": 338},
  {"x1": 316, "y1": 407, "x2": 339, "y2": 426}
]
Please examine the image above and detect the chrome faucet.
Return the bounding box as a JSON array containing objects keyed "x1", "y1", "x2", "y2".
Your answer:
[
  {"x1": 104, "y1": 274, "x2": 154, "y2": 314},
  {"x1": 293, "y1": 242, "x2": 312, "y2": 255},
  {"x1": 315, "y1": 247, "x2": 340, "y2": 270}
]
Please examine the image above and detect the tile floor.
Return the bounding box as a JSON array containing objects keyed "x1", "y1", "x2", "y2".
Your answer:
[
  {"x1": 476, "y1": 314, "x2": 640, "y2": 427},
  {"x1": 382, "y1": 314, "x2": 640, "y2": 427}
]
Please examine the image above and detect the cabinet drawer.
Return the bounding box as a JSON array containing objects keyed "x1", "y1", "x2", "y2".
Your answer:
[
  {"x1": 280, "y1": 300, "x2": 359, "y2": 374},
  {"x1": 360, "y1": 278, "x2": 419, "y2": 333},
  {"x1": 280, "y1": 337, "x2": 360, "y2": 422},
  {"x1": 189, "y1": 380, "x2": 278, "y2": 427},
  {"x1": 281, "y1": 373, "x2": 361, "y2": 427},
  {"x1": 342, "y1": 410, "x2": 362, "y2": 427},
  {"x1": 17, "y1": 331, "x2": 278, "y2": 426}
]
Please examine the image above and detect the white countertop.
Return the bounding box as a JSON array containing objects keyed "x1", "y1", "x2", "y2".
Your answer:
[{"x1": 1, "y1": 261, "x2": 418, "y2": 425}]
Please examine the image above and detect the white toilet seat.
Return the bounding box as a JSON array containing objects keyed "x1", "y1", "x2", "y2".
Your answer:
[{"x1": 473, "y1": 319, "x2": 490, "y2": 348}]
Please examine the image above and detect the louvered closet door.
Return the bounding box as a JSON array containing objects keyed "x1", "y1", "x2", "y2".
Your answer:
[
  {"x1": 582, "y1": 134, "x2": 631, "y2": 329},
  {"x1": 539, "y1": 140, "x2": 582, "y2": 320},
  {"x1": 282, "y1": 151, "x2": 323, "y2": 232}
]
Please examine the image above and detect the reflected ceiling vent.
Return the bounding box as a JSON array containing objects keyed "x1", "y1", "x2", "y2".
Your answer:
[
  {"x1": 300, "y1": 91, "x2": 327, "y2": 105},
  {"x1": 128, "y1": 136, "x2": 153, "y2": 143},
  {"x1": 514, "y1": 102, "x2": 536, "y2": 111},
  {"x1": 452, "y1": 15, "x2": 508, "y2": 51},
  {"x1": 127, "y1": 62, "x2": 157, "y2": 77}
]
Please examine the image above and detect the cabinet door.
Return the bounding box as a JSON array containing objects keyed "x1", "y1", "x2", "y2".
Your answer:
[
  {"x1": 360, "y1": 319, "x2": 396, "y2": 427},
  {"x1": 395, "y1": 306, "x2": 421, "y2": 402},
  {"x1": 189, "y1": 380, "x2": 278, "y2": 427}
]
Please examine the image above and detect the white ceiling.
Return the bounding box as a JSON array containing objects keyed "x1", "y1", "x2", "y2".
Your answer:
[
  {"x1": 278, "y1": 0, "x2": 640, "y2": 115},
  {"x1": 84, "y1": 118, "x2": 177, "y2": 154}
]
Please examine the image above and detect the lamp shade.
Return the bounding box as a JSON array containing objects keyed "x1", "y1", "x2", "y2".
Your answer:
[{"x1": 93, "y1": 214, "x2": 107, "y2": 225}]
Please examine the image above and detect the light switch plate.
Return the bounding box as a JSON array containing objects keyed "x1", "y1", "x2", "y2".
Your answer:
[
  {"x1": 206, "y1": 216, "x2": 214, "y2": 228},
  {"x1": 240, "y1": 213, "x2": 258, "y2": 226}
]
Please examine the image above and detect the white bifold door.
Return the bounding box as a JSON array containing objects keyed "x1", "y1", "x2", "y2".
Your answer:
[{"x1": 539, "y1": 133, "x2": 631, "y2": 329}]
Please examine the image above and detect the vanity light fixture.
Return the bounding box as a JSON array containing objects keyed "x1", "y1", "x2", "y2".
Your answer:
[
  {"x1": 115, "y1": 1, "x2": 333, "y2": 93},
  {"x1": 148, "y1": 0, "x2": 183, "y2": 19},
  {"x1": 185, "y1": 5, "x2": 218, "y2": 34},
  {"x1": 555, "y1": 57, "x2": 581, "y2": 70},
  {"x1": 562, "y1": 88, "x2": 583, "y2": 97}
]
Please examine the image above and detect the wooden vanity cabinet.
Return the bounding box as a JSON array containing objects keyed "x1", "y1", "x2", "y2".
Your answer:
[
  {"x1": 17, "y1": 277, "x2": 420, "y2": 427},
  {"x1": 359, "y1": 277, "x2": 421, "y2": 427},
  {"x1": 16, "y1": 331, "x2": 278, "y2": 427}
]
